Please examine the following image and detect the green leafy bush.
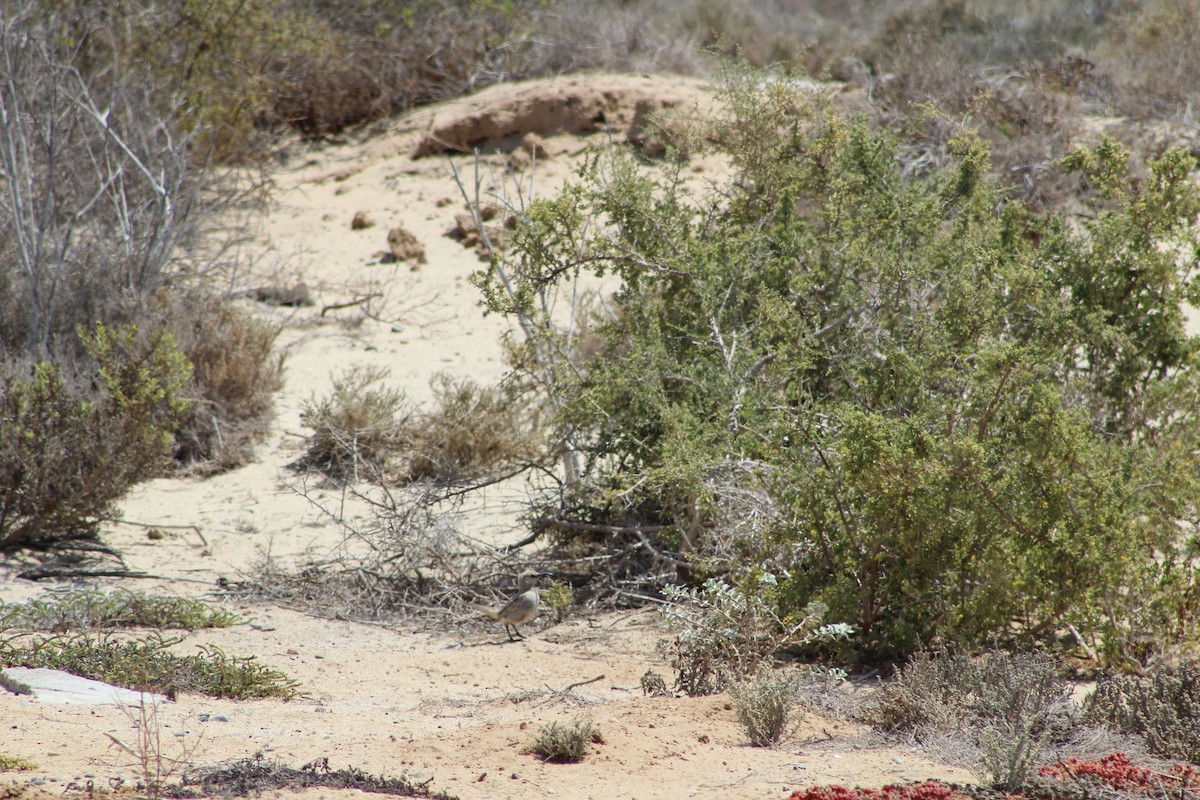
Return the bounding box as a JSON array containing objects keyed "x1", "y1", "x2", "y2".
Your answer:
[
  {"x1": 483, "y1": 68, "x2": 1200, "y2": 661},
  {"x1": 0, "y1": 325, "x2": 191, "y2": 549}
]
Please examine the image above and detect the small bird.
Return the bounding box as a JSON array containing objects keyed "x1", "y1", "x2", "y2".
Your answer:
[{"x1": 472, "y1": 583, "x2": 541, "y2": 641}]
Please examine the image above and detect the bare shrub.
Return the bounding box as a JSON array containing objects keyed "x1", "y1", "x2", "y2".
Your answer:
[
  {"x1": 528, "y1": 718, "x2": 601, "y2": 763},
  {"x1": 159, "y1": 290, "x2": 284, "y2": 473},
  {"x1": 402, "y1": 373, "x2": 541, "y2": 484},
  {"x1": 862, "y1": 0, "x2": 1087, "y2": 211},
  {"x1": 298, "y1": 366, "x2": 409, "y2": 481},
  {"x1": 106, "y1": 699, "x2": 200, "y2": 800},
  {"x1": 1098, "y1": 0, "x2": 1200, "y2": 121},
  {"x1": 0, "y1": 6, "x2": 201, "y2": 358},
  {"x1": 729, "y1": 668, "x2": 805, "y2": 747},
  {"x1": 1085, "y1": 665, "x2": 1200, "y2": 764},
  {"x1": 866, "y1": 650, "x2": 1078, "y2": 790}
]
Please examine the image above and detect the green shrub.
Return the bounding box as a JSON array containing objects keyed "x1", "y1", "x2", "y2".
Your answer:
[
  {"x1": 482, "y1": 67, "x2": 1200, "y2": 661},
  {"x1": 0, "y1": 324, "x2": 191, "y2": 549},
  {"x1": 1085, "y1": 665, "x2": 1200, "y2": 764}
]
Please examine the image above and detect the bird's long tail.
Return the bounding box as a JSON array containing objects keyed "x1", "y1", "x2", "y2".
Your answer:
[{"x1": 469, "y1": 602, "x2": 500, "y2": 619}]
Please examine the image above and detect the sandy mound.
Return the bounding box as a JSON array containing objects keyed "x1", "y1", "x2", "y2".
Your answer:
[{"x1": 409, "y1": 72, "x2": 713, "y2": 158}]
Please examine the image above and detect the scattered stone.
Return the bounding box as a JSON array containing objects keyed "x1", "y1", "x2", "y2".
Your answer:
[
  {"x1": 250, "y1": 284, "x2": 315, "y2": 307},
  {"x1": 521, "y1": 132, "x2": 549, "y2": 159},
  {"x1": 506, "y1": 148, "x2": 530, "y2": 172},
  {"x1": 452, "y1": 208, "x2": 510, "y2": 260},
  {"x1": 387, "y1": 226, "x2": 427, "y2": 264},
  {"x1": 350, "y1": 211, "x2": 374, "y2": 230},
  {"x1": 435, "y1": 196, "x2": 453, "y2": 207}
]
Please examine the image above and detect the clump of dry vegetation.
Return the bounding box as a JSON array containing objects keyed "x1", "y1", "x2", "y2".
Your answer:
[
  {"x1": 299, "y1": 369, "x2": 540, "y2": 485},
  {"x1": 528, "y1": 718, "x2": 602, "y2": 763},
  {"x1": 1085, "y1": 666, "x2": 1200, "y2": 764},
  {"x1": 298, "y1": 366, "x2": 410, "y2": 481},
  {"x1": 729, "y1": 668, "x2": 807, "y2": 747}
]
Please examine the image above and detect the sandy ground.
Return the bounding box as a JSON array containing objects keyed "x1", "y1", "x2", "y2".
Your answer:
[{"x1": 0, "y1": 73, "x2": 976, "y2": 800}]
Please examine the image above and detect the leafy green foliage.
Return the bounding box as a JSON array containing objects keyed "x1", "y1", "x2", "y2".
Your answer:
[
  {"x1": 0, "y1": 631, "x2": 298, "y2": 699},
  {"x1": 484, "y1": 68, "x2": 1200, "y2": 661},
  {"x1": 0, "y1": 324, "x2": 191, "y2": 549}
]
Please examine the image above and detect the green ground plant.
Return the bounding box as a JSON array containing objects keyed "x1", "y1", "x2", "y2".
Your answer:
[
  {"x1": 481, "y1": 67, "x2": 1200, "y2": 663},
  {"x1": 0, "y1": 632, "x2": 298, "y2": 699},
  {"x1": 0, "y1": 755, "x2": 37, "y2": 771},
  {"x1": 0, "y1": 590, "x2": 241, "y2": 631}
]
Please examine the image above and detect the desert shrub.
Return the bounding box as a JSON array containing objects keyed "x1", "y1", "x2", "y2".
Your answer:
[
  {"x1": 0, "y1": 5, "x2": 202, "y2": 358},
  {"x1": 0, "y1": 631, "x2": 298, "y2": 699},
  {"x1": 660, "y1": 576, "x2": 851, "y2": 696},
  {"x1": 177, "y1": 754, "x2": 459, "y2": 800},
  {"x1": 0, "y1": 325, "x2": 191, "y2": 550},
  {"x1": 528, "y1": 718, "x2": 601, "y2": 763},
  {"x1": 299, "y1": 366, "x2": 409, "y2": 481},
  {"x1": 729, "y1": 667, "x2": 806, "y2": 746},
  {"x1": 160, "y1": 290, "x2": 284, "y2": 472},
  {"x1": 402, "y1": 374, "x2": 542, "y2": 484},
  {"x1": 1085, "y1": 666, "x2": 1200, "y2": 764},
  {"x1": 860, "y1": 0, "x2": 1098, "y2": 211},
  {"x1": 0, "y1": 590, "x2": 241, "y2": 632},
  {"x1": 1098, "y1": 0, "x2": 1200, "y2": 121},
  {"x1": 482, "y1": 66, "x2": 1200, "y2": 661},
  {"x1": 867, "y1": 651, "x2": 1078, "y2": 789}
]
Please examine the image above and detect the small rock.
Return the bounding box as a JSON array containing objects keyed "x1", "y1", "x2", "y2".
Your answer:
[
  {"x1": 435, "y1": 197, "x2": 453, "y2": 207},
  {"x1": 198, "y1": 713, "x2": 210, "y2": 722},
  {"x1": 250, "y1": 284, "x2": 314, "y2": 307},
  {"x1": 506, "y1": 148, "x2": 530, "y2": 172},
  {"x1": 387, "y1": 226, "x2": 427, "y2": 264},
  {"x1": 351, "y1": 211, "x2": 374, "y2": 229},
  {"x1": 212, "y1": 714, "x2": 230, "y2": 722},
  {"x1": 249, "y1": 622, "x2": 276, "y2": 631},
  {"x1": 521, "y1": 132, "x2": 549, "y2": 159},
  {"x1": 314, "y1": 706, "x2": 328, "y2": 713}
]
